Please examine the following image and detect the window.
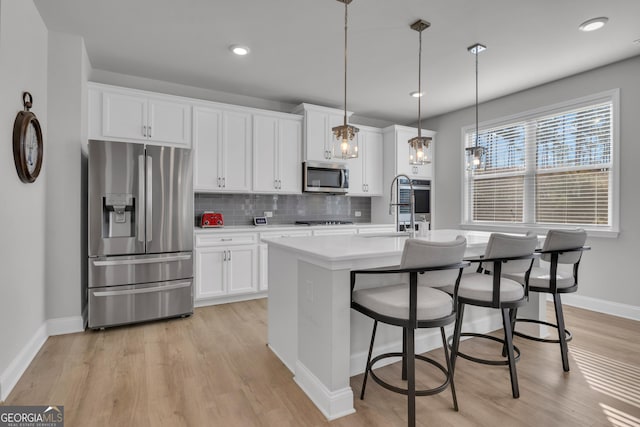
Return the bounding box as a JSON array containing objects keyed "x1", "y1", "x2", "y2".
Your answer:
[{"x1": 463, "y1": 90, "x2": 618, "y2": 235}]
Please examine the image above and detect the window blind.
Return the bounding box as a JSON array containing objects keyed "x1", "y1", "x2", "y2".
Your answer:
[{"x1": 464, "y1": 95, "x2": 614, "y2": 229}]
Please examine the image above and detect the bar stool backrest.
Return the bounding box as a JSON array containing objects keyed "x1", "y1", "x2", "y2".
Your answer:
[
  {"x1": 400, "y1": 236, "x2": 467, "y2": 288},
  {"x1": 483, "y1": 232, "x2": 538, "y2": 274},
  {"x1": 541, "y1": 229, "x2": 587, "y2": 264}
]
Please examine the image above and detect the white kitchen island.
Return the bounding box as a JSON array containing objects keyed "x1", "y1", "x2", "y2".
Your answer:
[{"x1": 264, "y1": 229, "x2": 545, "y2": 420}]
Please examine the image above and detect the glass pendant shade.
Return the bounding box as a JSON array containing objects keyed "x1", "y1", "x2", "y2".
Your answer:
[
  {"x1": 408, "y1": 20, "x2": 431, "y2": 165},
  {"x1": 332, "y1": 123, "x2": 359, "y2": 159},
  {"x1": 465, "y1": 145, "x2": 484, "y2": 171},
  {"x1": 409, "y1": 136, "x2": 431, "y2": 165},
  {"x1": 333, "y1": 0, "x2": 359, "y2": 159}
]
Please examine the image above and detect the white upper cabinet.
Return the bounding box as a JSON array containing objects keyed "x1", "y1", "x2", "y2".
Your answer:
[
  {"x1": 385, "y1": 125, "x2": 435, "y2": 179},
  {"x1": 193, "y1": 105, "x2": 252, "y2": 192},
  {"x1": 253, "y1": 113, "x2": 302, "y2": 194},
  {"x1": 88, "y1": 83, "x2": 191, "y2": 147},
  {"x1": 293, "y1": 103, "x2": 353, "y2": 162},
  {"x1": 348, "y1": 127, "x2": 383, "y2": 196}
]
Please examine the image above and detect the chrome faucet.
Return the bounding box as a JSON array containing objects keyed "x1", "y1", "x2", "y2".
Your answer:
[{"x1": 389, "y1": 174, "x2": 415, "y2": 237}]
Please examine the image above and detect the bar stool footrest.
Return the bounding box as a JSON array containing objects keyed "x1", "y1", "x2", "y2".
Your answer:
[
  {"x1": 448, "y1": 333, "x2": 521, "y2": 366},
  {"x1": 513, "y1": 318, "x2": 572, "y2": 344},
  {"x1": 367, "y1": 352, "x2": 450, "y2": 397}
]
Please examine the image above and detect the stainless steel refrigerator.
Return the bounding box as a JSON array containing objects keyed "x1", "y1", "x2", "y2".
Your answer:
[{"x1": 87, "y1": 140, "x2": 193, "y2": 329}]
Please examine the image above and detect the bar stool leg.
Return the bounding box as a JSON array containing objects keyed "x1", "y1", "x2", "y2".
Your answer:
[
  {"x1": 406, "y1": 326, "x2": 416, "y2": 427},
  {"x1": 450, "y1": 301, "x2": 465, "y2": 373},
  {"x1": 402, "y1": 332, "x2": 407, "y2": 381},
  {"x1": 501, "y1": 308, "x2": 520, "y2": 398},
  {"x1": 553, "y1": 294, "x2": 570, "y2": 372},
  {"x1": 360, "y1": 320, "x2": 378, "y2": 399},
  {"x1": 441, "y1": 327, "x2": 458, "y2": 411}
]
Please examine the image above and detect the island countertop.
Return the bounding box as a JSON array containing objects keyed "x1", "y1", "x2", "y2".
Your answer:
[{"x1": 262, "y1": 229, "x2": 495, "y2": 265}]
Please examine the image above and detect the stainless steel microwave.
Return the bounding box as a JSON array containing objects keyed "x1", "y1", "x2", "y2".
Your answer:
[{"x1": 303, "y1": 161, "x2": 349, "y2": 194}]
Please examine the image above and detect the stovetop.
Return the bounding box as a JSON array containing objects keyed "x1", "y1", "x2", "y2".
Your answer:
[{"x1": 294, "y1": 220, "x2": 354, "y2": 226}]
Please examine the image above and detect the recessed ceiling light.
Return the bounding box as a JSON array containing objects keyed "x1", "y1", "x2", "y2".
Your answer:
[
  {"x1": 578, "y1": 17, "x2": 608, "y2": 32},
  {"x1": 409, "y1": 91, "x2": 423, "y2": 98},
  {"x1": 633, "y1": 39, "x2": 640, "y2": 46},
  {"x1": 229, "y1": 45, "x2": 250, "y2": 56}
]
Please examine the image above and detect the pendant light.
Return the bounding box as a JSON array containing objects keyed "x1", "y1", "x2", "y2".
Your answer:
[
  {"x1": 332, "y1": 0, "x2": 359, "y2": 159},
  {"x1": 408, "y1": 20, "x2": 431, "y2": 165},
  {"x1": 465, "y1": 43, "x2": 486, "y2": 171}
]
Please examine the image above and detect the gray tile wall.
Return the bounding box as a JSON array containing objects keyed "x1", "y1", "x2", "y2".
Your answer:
[{"x1": 195, "y1": 193, "x2": 371, "y2": 226}]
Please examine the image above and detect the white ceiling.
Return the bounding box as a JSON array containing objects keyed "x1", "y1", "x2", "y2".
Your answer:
[{"x1": 34, "y1": 0, "x2": 640, "y2": 125}]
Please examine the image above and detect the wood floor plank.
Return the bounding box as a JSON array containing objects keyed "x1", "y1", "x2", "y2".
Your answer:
[{"x1": 2, "y1": 299, "x2": 639, "y2": 426}]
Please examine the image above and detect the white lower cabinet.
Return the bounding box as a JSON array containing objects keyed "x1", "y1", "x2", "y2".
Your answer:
[
  {"x1": 312, "y1": 227, "x2": 358, "y2": 236},
  {"x1": 195, "y1": 232, "x2": 259, "y2": 304}
]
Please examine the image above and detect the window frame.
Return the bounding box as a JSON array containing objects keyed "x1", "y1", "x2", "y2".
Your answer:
[{"x1": 460, "y1": 89, "x2": 620, "y2": 238}]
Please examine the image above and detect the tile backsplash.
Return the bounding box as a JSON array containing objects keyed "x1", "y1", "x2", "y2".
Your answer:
[{"x1": 195, "y1": 193, "x2": 371, "y2": 226}]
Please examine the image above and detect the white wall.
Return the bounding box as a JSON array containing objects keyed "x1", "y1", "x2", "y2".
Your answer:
[
  {"x1": 425, "y1": 55, "x2": 640, "y2": 310},
  {"x1": 45, "y1": 31, "x2": 90, "y2": 329},
  {"x1": 0, "y1": 0, "x2": 49, "y2": 399}
]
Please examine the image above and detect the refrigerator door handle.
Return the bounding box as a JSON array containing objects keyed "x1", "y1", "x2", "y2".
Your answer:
[
  {"x1": 146, "y1": 155, "x2": 153, "y2": 243},
  {"x1": 92, "y1": 253, "x2": 192, "y2": 267},
  {"x1": 137, "y1": 155, "x2": 146, "y2": 242},
  {"x1": 92, "y1": 281, "x2": 191, "y2": 297}
]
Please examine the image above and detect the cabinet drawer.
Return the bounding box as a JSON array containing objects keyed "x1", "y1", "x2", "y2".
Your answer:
[
  {"x1": 195, "y1": 232, "x2": 258, "y2": 247},
  {"x1": 260, "y1": 230, "x2": 312, "y2": 240}
]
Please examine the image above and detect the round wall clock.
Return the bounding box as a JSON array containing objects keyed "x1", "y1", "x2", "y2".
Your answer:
[{"x1": 13, "y1": 92, "x2": 43, "y2": 183}]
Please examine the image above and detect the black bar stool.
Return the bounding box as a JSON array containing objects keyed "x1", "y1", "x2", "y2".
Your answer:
[
  {"x1": 504, "y1": 229, "x2": 589, "y2": 372},
  {"x1": 439, "y1": 232, "x2": 538, "y2": 399},
  {"x1": 350, "y1": 237, "x2": 468, "y2": 427}
]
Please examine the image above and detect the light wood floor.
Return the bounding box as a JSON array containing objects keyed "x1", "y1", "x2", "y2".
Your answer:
[{"x1": 3, "y1": 299, "x2": 639, "y2": 427}]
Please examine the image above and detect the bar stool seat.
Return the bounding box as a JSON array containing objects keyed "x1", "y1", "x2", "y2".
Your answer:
[
  {"x1": 353, "y1": 285, "x2": 453, "y2": 321},
  {"x1": 439, "y1": 274, "x2": 524, "y2": 302}
]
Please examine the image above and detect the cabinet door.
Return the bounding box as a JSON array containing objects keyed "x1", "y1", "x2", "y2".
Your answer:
[
  {"x1": 195, "y1": 247, "x2": 227, "y2": 299},
  {"x1": 278, "y1": 118, "x2": 302, "y2": 193},
  {"x1": 364, "y1": 130, "x2": 383, "y2": 195},
  {"x1": 347, "y1": 134, "x2": 365, "y2": 196},
  {"x1": 148, "y1": 98, "x2": 191, "y2": 147},
  {"x1": 305, "y1": 110, "x2": 331, "y2": 161},
  {"x1": 222, "y1": 111, "x2": 252, "y2": 192},
  {"x1": 102, "y1": 91, "x2": 147, "y2": 142},
  {"x1": 253, "y1": 115, "x2": 278, "y2": 192},
  {"x1": 193, "y1": 106, "x2": 222, "y2": 191},
  {"x1": 227, "y1": 245, "x2": 258, "y2": 294}
]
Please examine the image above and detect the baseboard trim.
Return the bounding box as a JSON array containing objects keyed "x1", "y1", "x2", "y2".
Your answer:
[
  {"x1": 549, "y1": 294, "x2": 640, "y2": 321},
  {"x1": 47, "y1": 315, "x2": 85, "y2": 336},
  {"x1": 0, "y1": 323, "x2": 48, "y2": 401},
  {"x1": 294, "y1": 361, "x2": 355, "y2": 421},
  {"x1": 194, "y1": 291, "x2": 267, "y2": 308}
]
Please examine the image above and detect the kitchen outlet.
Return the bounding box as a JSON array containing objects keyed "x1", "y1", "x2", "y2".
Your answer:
[
  {"x1": 304, "y1": 280, "x2": 314, "y2": 302},
  {"x1": 355, "y1": 211, "x2": 361, "y2": 217},
  {"x1": 264, "y1": 211, "x2": 273, "y2": 217}
]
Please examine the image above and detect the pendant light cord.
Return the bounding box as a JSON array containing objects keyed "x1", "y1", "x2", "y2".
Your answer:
[
  {"x1": 417, "y1": 29, "x2": 422, "y2": 138},
  {"x1": 475, "y1": 47, "x2": 479, "y2": 149},
  {"x1": 343, "y1": 1, "x2": 348, "y2": 127}
]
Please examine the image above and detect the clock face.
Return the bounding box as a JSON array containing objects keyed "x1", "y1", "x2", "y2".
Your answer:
[
  {"x1": 13, "y1": 109, "x2": 43, "y2": 183},
  {"x1": 25, "y1": 121, "x2": 39, "y2": 174}
]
